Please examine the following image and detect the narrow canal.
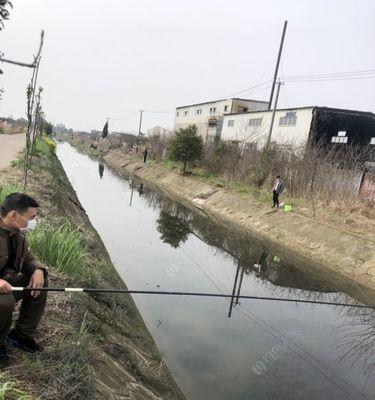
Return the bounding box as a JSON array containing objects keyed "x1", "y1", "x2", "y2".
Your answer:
[{"x1": 57, "y1": 142, "x2": 375, "y2": 400}]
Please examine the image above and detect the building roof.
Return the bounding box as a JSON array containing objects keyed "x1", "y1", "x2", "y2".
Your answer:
[
  {"x1": 176, "y1": 97, "x2": 268, "y2": 110},
  {"x1": 224, "y1": 106, "x2": 375, "y2": 118}
]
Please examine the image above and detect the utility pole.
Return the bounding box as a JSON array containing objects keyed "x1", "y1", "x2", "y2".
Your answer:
[
  {"x1": 268, "y1": 21, "x2": 288, "y2": 110},
  {"x1": 138, "y1": 110, "x2": 143, "y2": 136},
  {"x1": 266, "y1": 80, "x2": 283, "y2": 147}
]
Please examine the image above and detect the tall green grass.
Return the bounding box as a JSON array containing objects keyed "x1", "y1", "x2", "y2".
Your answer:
[
  {"x1": 0, "y1": 185, "x2": 23, "y2": 204},
  {"x1": 28, "y1": 218, "x2": 88, "y2": 277}
]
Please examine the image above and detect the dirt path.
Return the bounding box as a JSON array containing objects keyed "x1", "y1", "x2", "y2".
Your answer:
[{"x1": 0, "y1": 134, "x2": 25, "y2": 170}]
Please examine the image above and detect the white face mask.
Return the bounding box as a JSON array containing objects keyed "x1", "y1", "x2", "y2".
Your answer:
[{"x1": 16, "y1": 213, "x2": 37, "y2": 233}]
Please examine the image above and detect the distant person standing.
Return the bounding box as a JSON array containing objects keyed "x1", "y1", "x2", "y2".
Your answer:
[
  {"x1": 272, "y1": 175, "x2": 284, "y2": 208},
  {"x1": 143, "y1": 146, "x2": 148, "y2": 163}
]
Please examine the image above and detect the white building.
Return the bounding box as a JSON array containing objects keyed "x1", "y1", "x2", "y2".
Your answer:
[
  {"x1": 174, "y1": 98, "x2": 268, "y2": 141},
  {"x1": 221, "y1": 106, "x2": 375, "y2": 151},
  {"x1": 221, "y1": 107, "x2": 314, "y2": 147}
]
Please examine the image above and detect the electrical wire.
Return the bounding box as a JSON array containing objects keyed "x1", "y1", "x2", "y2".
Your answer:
[
  {"x1": 106, "y1": 111, "x2": 139, "y2": 121},
  {"x1": 281, "y1": 69, "x2": 375, "y2": 80},
  {"x1": 224, "y1": 80, "x2": 273, "y2": 98},
  {"x1": 284, "y1": 76, "x2": 375, "y2": 83}
]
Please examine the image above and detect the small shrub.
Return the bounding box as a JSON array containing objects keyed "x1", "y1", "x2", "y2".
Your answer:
[
  {"x1": 168, "y1": 125, "x2": 203, "y2": 173},
  {"x1": 42, "y1": 136, "x2": 56, "y2": 152},
  {"x1": 11, "y1": 158, "x2": 24, "y2": 168}
]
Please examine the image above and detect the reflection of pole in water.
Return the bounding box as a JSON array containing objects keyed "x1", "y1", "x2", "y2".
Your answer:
[
  {"x1": 235, "y1": 267, "x2": 245, "y2": 305},
  {"x1": 228, "y1": 262, "x2": 240, "y2": 318},
  {"x1": 129, "y1": 179, "x2": 134, "y2": 206},
  {"x1": 138, "y1": 183, "x2": 144, "y2": 197},
  {"x1": 98, "y1": 162, "x2": 104, "y2": 179}
]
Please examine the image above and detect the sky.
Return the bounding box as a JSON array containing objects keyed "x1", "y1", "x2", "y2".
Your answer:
[{"x1": 1, "y1": 0, "x2": 374, "y2": 133}]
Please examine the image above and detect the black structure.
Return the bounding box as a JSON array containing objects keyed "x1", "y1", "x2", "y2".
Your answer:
[{"x1": 309, "y1": 107, "x2": 375, "y2": 153}]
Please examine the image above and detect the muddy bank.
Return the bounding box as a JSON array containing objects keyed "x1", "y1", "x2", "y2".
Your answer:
[
  {"x1": 103, "y1": 150, "x2": 375, "y2": 304},
  {"x1": 0, "y1": 145, "x2": 185, "y2": 399}
]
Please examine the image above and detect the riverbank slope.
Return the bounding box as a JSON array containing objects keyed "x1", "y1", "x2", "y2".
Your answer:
[
  {"x1": 0, "y1": 141, "x2": 185, "y2": 399},
  {"x1": 102, "y1": 150, "x2": 375, "y2": 303}
]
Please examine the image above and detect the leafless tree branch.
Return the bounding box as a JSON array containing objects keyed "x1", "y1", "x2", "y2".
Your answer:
[{"x1": 0, "y1": 30, "x2": 44, "y2": 69}]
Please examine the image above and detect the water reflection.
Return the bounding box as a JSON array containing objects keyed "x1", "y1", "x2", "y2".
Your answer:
[
  {"x1": 157, "y1": 206, "x2": 190, "y2": 249},
  {"x1": 138, "y1": 183, "x2": 144, "y2": 197},
  {"x1": 98, "y1": 161, "x2": 104, "y2": 179},
  {"x1": 145, "y1": 185, "x2": 337, "y2": 295}
]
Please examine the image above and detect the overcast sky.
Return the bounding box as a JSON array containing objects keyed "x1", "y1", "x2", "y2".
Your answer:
[{"x1": 1, "y1": 0, "x2": 374, "y2": 133}]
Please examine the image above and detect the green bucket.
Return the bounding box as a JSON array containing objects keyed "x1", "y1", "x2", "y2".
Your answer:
[{"x1": 284, "y1": 204, "x2": 293, "y2": 212}]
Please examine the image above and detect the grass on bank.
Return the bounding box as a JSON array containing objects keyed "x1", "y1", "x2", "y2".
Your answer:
[
  {"x1": 0, "y1": 185, "x2": 23, "y2": 204},
  {"x1": 70, "y1": 140, "x2": 104, "y2": 159},
  {"x1": 28, "y1": 217, "x2": 88, "y2": 278},
  {"x1": 162, "y1": 159, "x2": 272, "y2": 204},
  {"x1": 0, "y1": 373, "x2": 32, "y2": 400}
]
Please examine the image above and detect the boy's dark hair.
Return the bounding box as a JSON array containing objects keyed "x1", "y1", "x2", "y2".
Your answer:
[
  {"x1": 0, "y1": 192, "x2": 39, "y2": 217},
  {"x1": 276, "y1": 175, "x2": 281, "y2": 179}
]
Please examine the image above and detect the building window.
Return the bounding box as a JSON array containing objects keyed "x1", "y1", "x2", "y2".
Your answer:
[
  {"x1": 184, "y1": 111, "x2": 189, "y2": 116},
  {"x1": 370, "y1": 137, "x2": 375, "y2": 145},
  {"x1": 331, "y1": 131, "x2": 348, "y2": 144},
  {"x1": 248, "y1": 118, "x2": 262, "y2": 127},
  {"x1": 209, "y1": 107, "x2": 216, "y2": 115},
  {"x1": 196, "y1": 109, "x2": 202, "y2": 115},
  {"x1": 224, "y1": 105, "x2": 228, "y2": 112},
  {"x1": 176, "y1": 112, "x2": 179, "y2": 117},
  {"x1": 227, "y1": 120, "x2": 234, "y2": 127},
  {"x1": 331, "y1": 136, "x2": 348, "y2": 143},
  {"x1": 279, "y1": 111, "x2": 297, "y2": 126}
]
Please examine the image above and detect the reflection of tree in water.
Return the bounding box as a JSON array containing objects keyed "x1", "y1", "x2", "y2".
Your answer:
[
  {"x1": 335, "y1": 306, "x2": 375, "y2": 387},
  {"x1": 156, "y1": 206, "x2": 190, "y2": 249},
  {"x1": 138, "y1": 180, "x2": 337, "y2": 294}
]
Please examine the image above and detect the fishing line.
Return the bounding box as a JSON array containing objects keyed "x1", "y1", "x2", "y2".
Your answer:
[{"x1": 10, "y1": 287, "x2": 375, "y2": 309}]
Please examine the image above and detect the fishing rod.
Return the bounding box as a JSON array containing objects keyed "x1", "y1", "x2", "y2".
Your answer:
[{"x1": 10, "y1": 287, "x2": 375, "y2": 309}]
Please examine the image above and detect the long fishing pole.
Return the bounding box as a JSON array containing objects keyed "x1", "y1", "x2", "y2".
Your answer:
[{"x1": 10, "y1": 287, "x2": 375, "y2": 309}]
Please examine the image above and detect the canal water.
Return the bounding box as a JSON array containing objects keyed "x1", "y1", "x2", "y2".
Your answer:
[{"x1": 57, "y1": 142, "x2": 375, "y2": 400}]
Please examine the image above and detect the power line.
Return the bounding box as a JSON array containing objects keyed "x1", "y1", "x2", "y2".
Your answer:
[
  {"x1": 284, "y1": 75, "x2": 375, "y2": 83},
  {"x1": 223, "y1": 68, "x2": 375, "y2": 100},
  {"x1": 106, "y1": 111, "x2": 139, "y2": 121},
  {"x1": 281, "y1": 68, "x2": 375, "y2": 80},
  {"x1": 224, "y1": 80, "x2": 273, "y2": 98}
]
